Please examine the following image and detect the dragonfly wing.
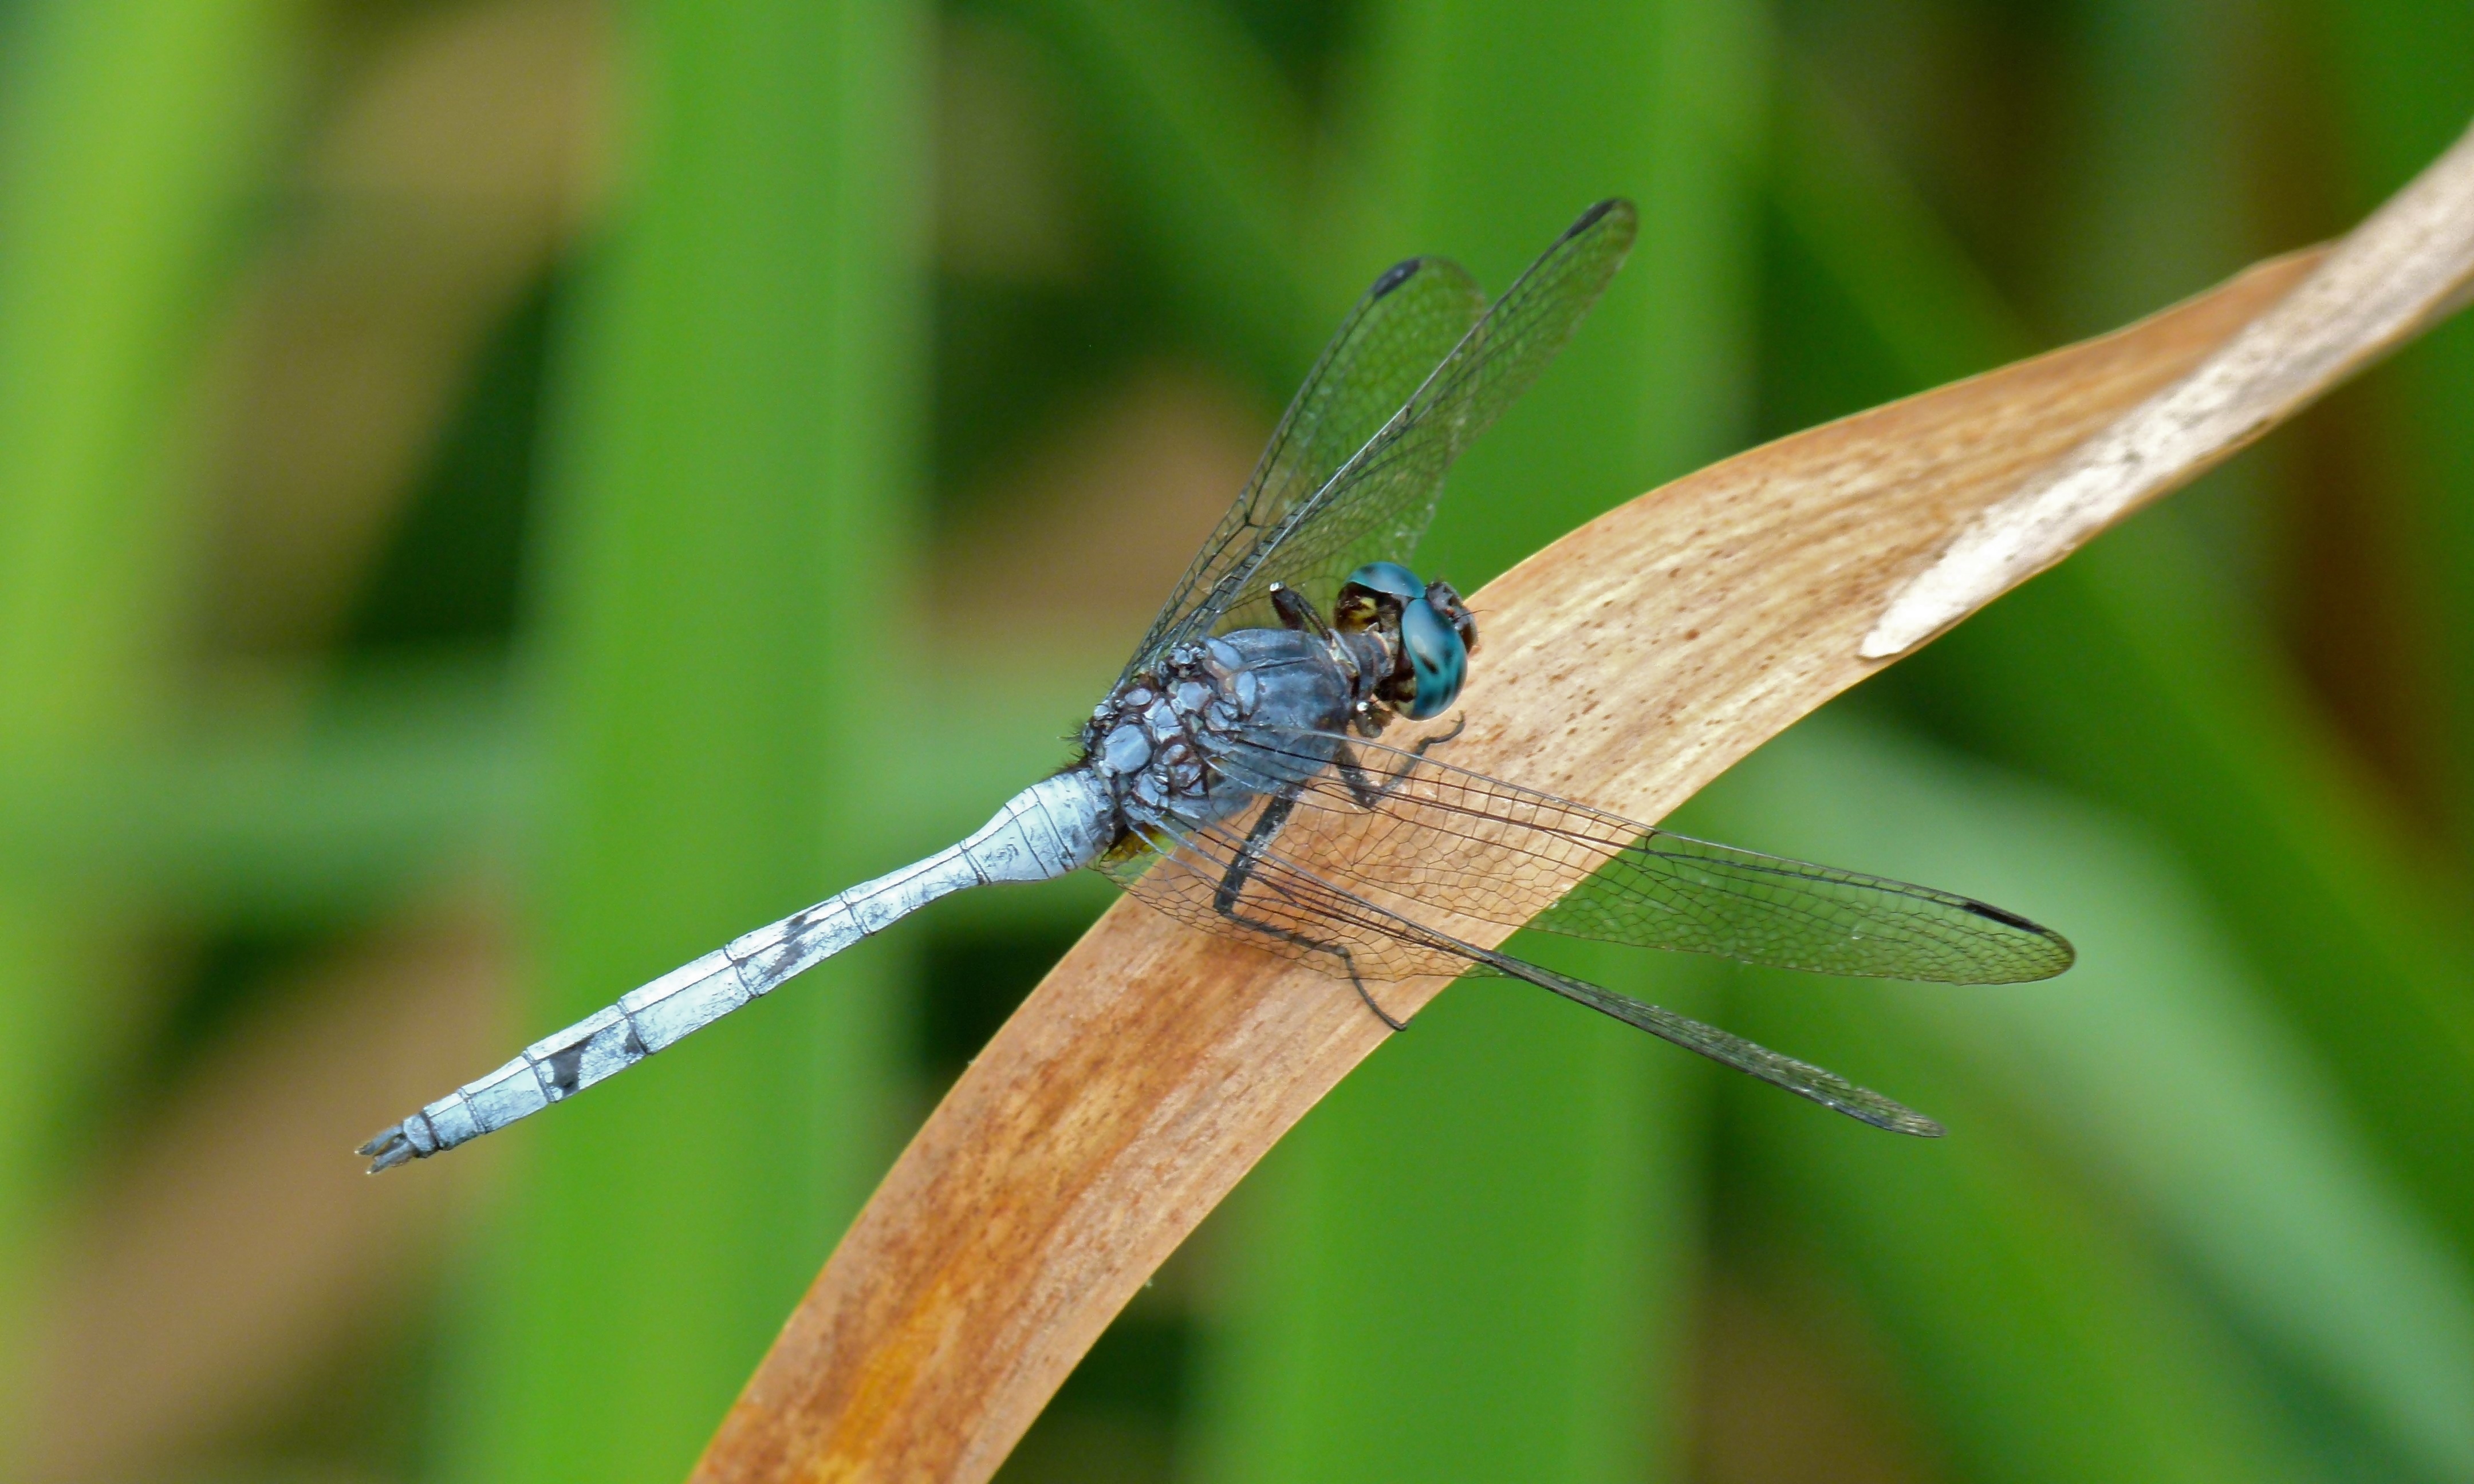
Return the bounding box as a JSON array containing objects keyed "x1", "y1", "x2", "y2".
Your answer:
[
  {"x1": 1129, "y1": 199, "x2": 1638, "y2": 672},
  {"x1": 1527, "y1": 821, "x2": 2075, "y2": 984},
  {"x1": 1212, "y1": 727, "x2": 2075, "y2": 985},
  {"x1": 1469, "y1": 949, "x2": 1942, "y2": 1134},
  {"x1": 1120, "y1": 253, "x2": 1484, "y2": 686},
  {"x1": 1105, "y1": 801, "x2": 1942, "y2": 1135},
  {"x1": 1205, "y1": 199, "x2": 1637, "y2": 639},
  {"x1": 1101, "y1": 798, "x2": 1476, "y2": 984}
]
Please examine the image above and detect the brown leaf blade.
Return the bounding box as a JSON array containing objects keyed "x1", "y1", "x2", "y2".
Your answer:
[
  {"x1": 696, "y1": 121, "x2": 2473, "y2": 1484},
  {"x1": 1866, "y1": 121, "x2": 2474, "y2": 654}
]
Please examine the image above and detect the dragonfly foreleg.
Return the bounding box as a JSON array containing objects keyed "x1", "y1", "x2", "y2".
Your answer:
[
  {"x1": 1332, "y1": 716, "x2": 1466, "y2": 808},
  {"x1": 1267, "y1": 582, "x2": 1330, "y2": 638},
  {"x1": 1211, "y1": 791, "x2": 1408, "y2": 1032},
  {"x1": 1268, "y1": 583, "x2": 1365, "y2": 693}
]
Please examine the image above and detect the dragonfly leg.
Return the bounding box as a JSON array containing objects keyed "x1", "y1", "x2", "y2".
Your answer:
[
  {"x1": 1270, "y1": 583, "x2": 1368, "y2": 694},
  {"x1": 1333, "y1": 716, "x2": 1466, "y2": 807},
  {"x1": 1268, "y1": 582, "x2": 1330, "y2": 637},
  {"x1": 1212, "y1": 792, "x2": 1408, "y2": 1032}
]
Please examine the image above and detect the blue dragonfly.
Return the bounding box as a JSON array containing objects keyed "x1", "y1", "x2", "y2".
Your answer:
[{"x1": 362, "y1": 200, "x2": 2071, "y2": 1172}]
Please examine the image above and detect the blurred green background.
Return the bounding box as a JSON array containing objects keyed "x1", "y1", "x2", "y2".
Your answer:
[{"x1": 4, "y1": 1, "x2": 2472, "y2": 1481}]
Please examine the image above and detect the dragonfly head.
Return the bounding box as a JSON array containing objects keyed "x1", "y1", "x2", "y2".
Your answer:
[
  {"x1": 1333, "y1": 561, "x2": 1424, "y2": 626},
  {"x1": 1340, "y1": 565, "x2": 1476, "y2": 720}
]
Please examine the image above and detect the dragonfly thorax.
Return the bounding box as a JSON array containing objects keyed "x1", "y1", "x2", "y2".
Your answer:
[{"x1": 1082, "y1": 625, "x2": 1389, "y2": 836}]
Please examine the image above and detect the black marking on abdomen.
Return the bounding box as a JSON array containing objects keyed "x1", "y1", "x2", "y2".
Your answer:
[{"x1": 541, "y1": 1042, "x2": 586, "y2": 1099}]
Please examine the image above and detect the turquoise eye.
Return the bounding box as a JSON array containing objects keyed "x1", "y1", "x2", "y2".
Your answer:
[
  {"x1": 1343, "y1": 561, "x2": 1426, "y2": 601},
  {"x1": 1397, "y1": 596, "x2": 1468, "y2": 719}
]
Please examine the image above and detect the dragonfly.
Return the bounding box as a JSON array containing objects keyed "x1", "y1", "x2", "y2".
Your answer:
[{"x1": 361, "y1": 199, "x2": 2072, "y2": 1171}]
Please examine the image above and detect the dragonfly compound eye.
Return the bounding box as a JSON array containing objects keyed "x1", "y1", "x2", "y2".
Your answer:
[
  {"x1": 1397, "y1": 595, "x2": 1468, "y2": 719},
  {"x1": 1341, "y1": 561, "x2": 1427, "y2": 602}
]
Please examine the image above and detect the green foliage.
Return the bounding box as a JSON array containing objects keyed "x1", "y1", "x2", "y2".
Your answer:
[
  {"x1": 0, "y1": 0, "x2": 309, "y2": 1460},
  {"x1": 436, "y1": 5, "x2": 929, "y2": 1481},
  {"x1": 1183, "y1": 4, "x2": 1764, "y2": 1481},
  {"x1": 2, "y1": 0, "x2": 2471, "y2": 1481}
]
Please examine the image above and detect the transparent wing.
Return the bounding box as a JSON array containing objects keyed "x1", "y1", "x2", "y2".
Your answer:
[
  {"x1": 1101, "y1": 795, "x2": 1945, "y2": 1135},
  {"x1": 1204, "y1": 728, "x2": 2076, "y2": 985},
  {"x1": 1100, "y1": 792, "x2": 1474, "y2": 984},
  {"x1": 1129, "y1": 199, "x2": 1638, "y2": 672},
  {"x1": 1464, "y1": 949, "x2": 1944, "y2": 1135},
  {"x1": 1119, "y1": 254, "x2": 1484, "y2": 685}
]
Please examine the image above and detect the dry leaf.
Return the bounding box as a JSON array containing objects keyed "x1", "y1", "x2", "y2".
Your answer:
[{"x1": 694, "y1": 119, "x2": 2474, "y2": 1484}]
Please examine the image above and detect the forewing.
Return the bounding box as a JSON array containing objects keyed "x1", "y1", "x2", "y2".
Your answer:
[
  {"x1": 1221, "y1": 199, "x2": 1637, "y2": 636},
  {"x1": 1120, "y1": 254, "x2": 1484, "y2": 685},
  {"x1": 1132, "y1": 199, "x2": 1638, "y2": 669},
  {"x1": 1218, "y1": 728, "x2": 2075, "y2": 985}
]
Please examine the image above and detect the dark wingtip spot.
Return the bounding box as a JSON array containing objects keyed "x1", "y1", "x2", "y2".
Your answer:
[
  {"x1": 1370, "y1": 258, "x2": 1420, "y2": 298},
  {"x1": 1564, "y1": 197, "x2": 1633, "y2": 239},
  {"x1": 1960, "y1": 898, "x2": 2041, "y2": 932}
]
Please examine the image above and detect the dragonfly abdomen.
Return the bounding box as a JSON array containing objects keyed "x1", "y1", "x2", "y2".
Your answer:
[{"x1": 360, "y1": 771, "x2": 1112, "y2": 1171}]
